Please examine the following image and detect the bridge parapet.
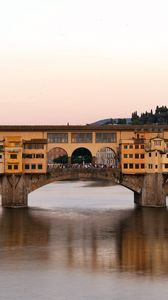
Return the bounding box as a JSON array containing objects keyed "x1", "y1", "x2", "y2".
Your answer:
[{"x1": 28, "y1": 167, "x2": 120, "y2": 193}]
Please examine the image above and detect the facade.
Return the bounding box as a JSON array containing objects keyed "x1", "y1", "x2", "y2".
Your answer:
[
  {"x1": 0, "y1": 124, "x2": 167, "y2": 174},
  {"x1": 4, "y1": 136, "x2": 23, "y2": 173},
  {"x1": 0, "y1": 139, "x2": 4, "y2": 173},
  {"x1": 120, "y1": 138, "x2": 145, "y2": 174},
  {"x1": 48, "y1": 147, "x2": 68, "y2": 164},
  {"x1": 120, "y1": 136, "x2": 168, "y2": 174},
  {"x1": 95, "y1": 147, "x2": 116, "y2": 167},
  {"x1": 145, "y1": 137, "x2": 168, "y2": 174},
  {"x1": 23, "y1": 139, "x2": 47, "y2": 174}
]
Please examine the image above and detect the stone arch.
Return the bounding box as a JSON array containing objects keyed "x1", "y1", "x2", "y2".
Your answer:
[
  {"x1": 48, "y1": 147, "x2": 68, "y2": 164},
  {"x1": 95, "y1": 147, "x2": 117, "y2": 167},
  {"x1": 71, "y1": 147, "x2": 92, "y2": 164}
]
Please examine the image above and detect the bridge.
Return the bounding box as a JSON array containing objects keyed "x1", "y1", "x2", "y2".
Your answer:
[
  {"x1": 0, "y1": 124, "x2": 168, "y2": 208},
  {"x1": 1, "y1": 167, "x2": 168, "y2": 208}
]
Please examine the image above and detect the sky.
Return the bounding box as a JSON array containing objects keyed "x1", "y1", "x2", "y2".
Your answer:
[{"x1": 0, "y1": 0, "x2": 168, "y2": 125}]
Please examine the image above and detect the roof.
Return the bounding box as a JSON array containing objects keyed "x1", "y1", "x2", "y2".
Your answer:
[
  {"x1": 0, "y1": 124, "x2": 168, "y2": 132},
  {"x1": 23, "y1": 139, "x2": 47, "y2": 144}
]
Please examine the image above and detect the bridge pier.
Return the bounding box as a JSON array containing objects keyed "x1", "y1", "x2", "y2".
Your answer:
[
  {"x1": 134, "y1": 173, "x2": 166, "y2": 207},
  {"x1": 1, "y1": 175, "x2": 28, "y2": 208}
]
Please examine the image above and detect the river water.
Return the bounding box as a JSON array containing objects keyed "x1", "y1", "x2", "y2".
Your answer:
[{"x1": 0, "y1": 181, "x2": 168, "y2": 300}]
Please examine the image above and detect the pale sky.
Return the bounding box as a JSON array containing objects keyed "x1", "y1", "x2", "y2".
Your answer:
[{"x1": 0, "y1": 0, "x2": 168, "y2": 125}]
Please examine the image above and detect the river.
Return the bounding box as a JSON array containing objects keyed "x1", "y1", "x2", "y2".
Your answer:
[{"x1": 0, "y1": 180, "x2": 168, "y2": 300}]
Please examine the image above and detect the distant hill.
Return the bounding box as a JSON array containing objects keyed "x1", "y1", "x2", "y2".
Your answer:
[
  {"x1": 90, "y1": 106, "x2": 168, "y2": 126},
  {"x1": 90, "y1": 118, "x2": 131, "y2": 126}
]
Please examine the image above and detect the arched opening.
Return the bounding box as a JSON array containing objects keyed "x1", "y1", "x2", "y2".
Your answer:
[
  {"x1": 71, "y1": 147, "x2": 92, "y2": 164},
  {"x1": 29, "y1": 180, "x2": 134, "y2": 209},
  {"x1": 48, "y1": 147, "x2": 68, "y2": 164},
  {"x1": 95, "y1": 147, "x2": 116, "y2": 167}
]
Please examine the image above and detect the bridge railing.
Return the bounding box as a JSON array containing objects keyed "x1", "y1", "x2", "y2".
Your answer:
[
  {"x1": 47, "y1": 163, "x2": 118, "y2": 171},
  {"x1": 46, "y1": 164, "x2": 121, "y2": 181}
]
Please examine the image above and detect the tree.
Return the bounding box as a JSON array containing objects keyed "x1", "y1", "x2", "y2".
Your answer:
[
  {"x1": 131, "y1": 106, "x2": 168, "y2": 124},
  {"x1": 131, "y1": 111, "x2": 140, "y2": 124},
  {"x1": 53, "y1": 155, "x2": 68, "y2": 164}
]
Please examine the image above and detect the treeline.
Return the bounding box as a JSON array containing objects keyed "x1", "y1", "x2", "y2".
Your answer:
[{"x1": 131, "y1": 106, "x2": 168, "y2": 125}]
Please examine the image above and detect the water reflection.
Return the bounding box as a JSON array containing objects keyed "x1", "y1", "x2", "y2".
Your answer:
[
  {"x1": 0, "y1": 208, "x2": 50, "y2": 265},
  {"x1": 0, "y1": 205, "x2": 168, "y2": 277},
  {"x1": 117, "y1": 207, "x2": 168, "y2": 275}
]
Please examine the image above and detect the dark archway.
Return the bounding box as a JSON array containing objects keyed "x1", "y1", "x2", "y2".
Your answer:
[
  {"x1": 48, "y1": 147, "x2": 68, "y2": 164},
  {"x1": 95, "y1": 147, "x2": 116, "y2": 167},
  {"x1": 71, "y1": 147, "x2": 92, "y2": 164}
]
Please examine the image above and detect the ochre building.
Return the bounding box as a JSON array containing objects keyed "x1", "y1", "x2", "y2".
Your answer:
[{"x1": 0, "y1": 124, "x2": 167, "y2": 174}]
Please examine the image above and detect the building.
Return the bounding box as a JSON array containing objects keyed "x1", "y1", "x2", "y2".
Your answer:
[
  {"x1": 0, "y1": 124, "x2": 167, "y2": 175},
  {"x1": 120, "y1": 137, "x2": 145, "y2": 174},
  {"x1": 95, "y1": 147, "x2": 116, "y2": 167},
  {"x1": 23, "y1": 139, "x2": 47, "y2": 174},
  {"x1": 0, "y1": 138, "x2": 4, "y2": 173},
  {"x1": 4, "y1": 136, "x2": 23, "y2": 173},
  {"x1": 145, "y1": 137, "x2": 168, "y2": 173},
  {"x1": 120, "y1": 135, "x2": 168, "y2": 174}
]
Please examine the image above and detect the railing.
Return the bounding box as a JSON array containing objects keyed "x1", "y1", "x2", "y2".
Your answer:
[
  {"x1": 47, "y1": 163, "x2": 118, "y2": 171},
  {"x1": 46, "y1": 164, "x2": 121, "y2": 181}
]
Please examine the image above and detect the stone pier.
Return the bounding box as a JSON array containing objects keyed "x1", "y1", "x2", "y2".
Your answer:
[
  {"x1": 134, "y1": 173, "x2": 166, "y2": 207},
  {"x1": 1, "y1": 175, "x2": 28, "y2": 208}
]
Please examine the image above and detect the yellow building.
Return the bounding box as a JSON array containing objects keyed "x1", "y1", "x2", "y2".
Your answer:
[
  {"x1": 145, "y1": 137, "x2": 168, "y2": 173},
  {"x1": 0, "y1": 125, "x2": 167, "y2": 175},
  {"x1": 120, "y1": 138, "x2": 145, "y2": 174},
  {"x1": 23, "y1": 139, "x2": 47, "y2": 174},
  {"x1": 120, "y1": 136, "x2": 168, "y2": 174},
  {"x1": 0, "y1": 139, "x2": 4, "y2": 173},
  {"x1": 4, "y1": 137, "x2": 23, "y2": 173}
]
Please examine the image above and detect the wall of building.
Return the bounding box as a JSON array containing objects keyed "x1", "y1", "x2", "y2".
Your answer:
[
  {"x1": 4, "y1": 137, "x2": 23, "y2": 173},
  {"x1": 0, "y1": 125, "x2": 167, "y2": 174}
]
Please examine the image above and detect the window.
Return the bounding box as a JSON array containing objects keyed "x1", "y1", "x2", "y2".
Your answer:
[
  {"x1": 155, "y1": 152, "x2": 157, "y2": 157},
  {"x1": 10, "y1": 154, "x2": 17, "y2": 159},
  {"x1": 25, "y1": 164, "x2": 29, "y2": 170},
  {"x1": 148, "y1": 164, "x2": 153, "y2": 169},
  {"x1": 135, "y1": 154, "x2": 139, "y2": 159},
  {"x1": 8, "y1": 165, "x2": 12, "y2": 170},
  {"x1": 31, "y1": 164, "x2": 36, "y2": 170},
  {"x1": 36, "y1": 154, "x2": 44, "y2": 159},
  {"x1": 155, "y1": 165, "x2": 158, "y2": 169},
  {"x1": 140, "y1": 154, "x2": 145, "y2": 159},
  {"x1": 167, "y1": 154, "x2": 168, "y2": 158},
  {"x1": 129, "y1": 154, "x2": 133, "y2": 158},
  {"x1": 129, "y1": 145, "x2": 133, "y2": 149},
  {"x1": 123, "y1": 163, "x2": 128, "y2": 169},
  {"x1": 38, "y1": 164, "x2": 43, "y2": 170},
  {"x1": 141, "y1": 164, "x2": 145, "y2": 169},
  {"x1": 24, "y1": 144, "x2": 44, "y2": 149},
  {"x1": 141, "y1": 145, "x2": 144, "y2": 149},
  {"x1": 129, "y1": 164, "x2": 133, "y2": 169},
  {"x1": 14, "y1": 165, "x2": 18, "y2": 170},
  {"x1": 135, "y1": 164, "x2": 139, "y2": 169},
  {"x1": 23, "y1": 153, "x2": 33, "y2": 159},
  {"x1": 124, "y1": 145, "x2": 128, "y2": 149},
  {"x1": 96, "y1": 132, "x2": 116, "y2": 143},
  {"x1": 124, "y1": 154, "x2": 128, "y2": 158},
  {"x1": 154, "y1": 140, "x2": 161, "y2": 146},
  {"x1": 48, "y1": 133, "x2": 68, "y2": 143},
  {"x1": 0, "y1": 155, "x2": 2, "y2": 159},
  {"x1": 72, "y1": 133, "x2": 92, "y2": 143},
  {"x1": 149, "y1": 152, "x2": 152, "y2": 157},
  {"x1": 135, "y1": 145, "x2": 139, "y2": 149},
  {"x1": 165, "y1": 164, "x2": 168, "y2": 168}
]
